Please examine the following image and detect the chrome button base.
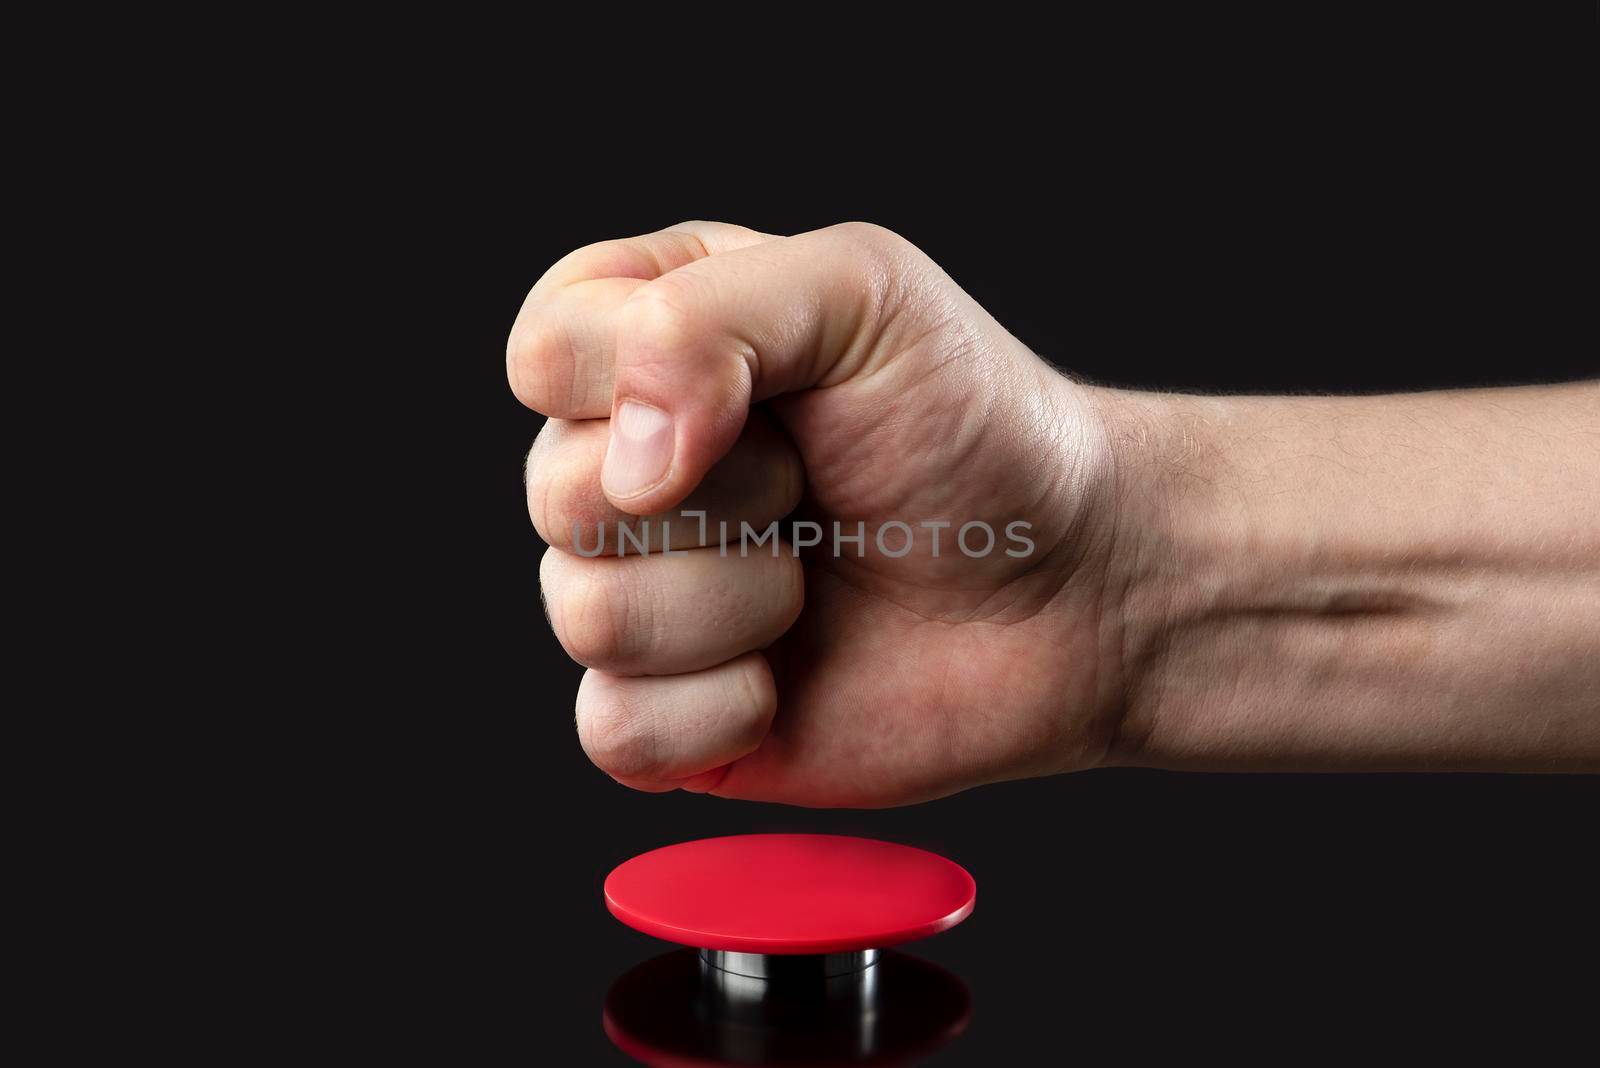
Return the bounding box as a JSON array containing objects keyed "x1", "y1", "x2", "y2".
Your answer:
[{"x1": 698, "y1": 949, "x2": 881, "y2": 980}]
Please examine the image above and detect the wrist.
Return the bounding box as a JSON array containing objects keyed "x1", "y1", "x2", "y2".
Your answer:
[
  {"x1": 1022, "y1": 373, "x2": 1167, "y2": 773},
  {"x1": 1073, "y1": 386, "x2": 1231, "y2": 770}
]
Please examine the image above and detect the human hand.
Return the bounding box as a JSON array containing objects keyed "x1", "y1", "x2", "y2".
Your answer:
[
  {"x1": 513, "y1": 223, "x2": 1600, "y2": 799},
  {"x1": 511, "y1": 222, "x2": 1128, "y2": 806}
]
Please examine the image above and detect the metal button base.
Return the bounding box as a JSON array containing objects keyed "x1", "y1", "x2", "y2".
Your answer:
[
  {"x1": 698, "y1": 948, "x2": 882, "y2": 1012},
  {"x1": 699, "y1": 949, "x2": 881, "y2": 980}
]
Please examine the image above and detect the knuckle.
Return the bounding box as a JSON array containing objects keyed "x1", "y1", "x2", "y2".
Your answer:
[
  {"x1": 568, "y1": 584, "x2": 631, "y2": 670},
  {"x1": 617, "y1": 278, "x2": 701, "y2": 359},
  {"x1": 829, "y1": 220, "x2": 909, "y2": 259},
  {"x1": 506, "y1": 310, "x2": 575, "y2": 414},
  {"x1": 551, "y1": 238, "x2": 638, "y2": 282},
  {"x1": 524, "y1": 439, "x2": 554, "y2": 541},
  {"x1": 665, "y1": 220, "x2": 717, "y2": 242},
  {"x1": 543, "y1": 557, "x2": 640, "y2": 670},
  {"x1": 662, "y1": 221, "x2": 733, "y2": 257},
  {"x1": 577, "y1": 679, "x2": 665, "y2": 780},
  {"x1": 525, "y1": 431, "x2": 606, "y2": 550},
  {"x1": 824, "y1": 222, "x2": 924, "y2": 328}
]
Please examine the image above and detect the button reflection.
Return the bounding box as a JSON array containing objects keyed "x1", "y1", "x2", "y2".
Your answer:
[{"x1": 603, "y1": 948, "x2": 971, "y2": 1066}]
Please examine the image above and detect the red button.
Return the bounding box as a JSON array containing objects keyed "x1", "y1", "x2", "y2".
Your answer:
[{"x1": 604, "y1": 834, "x2": 976, "y2": 954}]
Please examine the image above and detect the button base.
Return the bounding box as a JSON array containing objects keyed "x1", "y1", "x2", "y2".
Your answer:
[{"x1": 699, "y1": 948, "x2": 881, "y2": 980}]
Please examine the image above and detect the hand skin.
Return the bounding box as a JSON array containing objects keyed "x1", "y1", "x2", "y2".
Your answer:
[{"x1": 509, "y1": 221, "x2": 1600, "y2": 807}]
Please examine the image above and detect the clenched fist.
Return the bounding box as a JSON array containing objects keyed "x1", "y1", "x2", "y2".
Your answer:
[
  {"x1": 510, "y1": 222, "x2": 1123, "y2": 806},
  {"x1": 511, "y1": 222, "x2": 1600, "y2": 802}
]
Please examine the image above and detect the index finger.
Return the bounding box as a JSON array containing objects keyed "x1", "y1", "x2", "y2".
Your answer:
[{"x1": 508, "y1": 222, "x2": 777, "y2": 417}]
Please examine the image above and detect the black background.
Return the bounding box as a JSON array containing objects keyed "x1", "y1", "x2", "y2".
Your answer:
[{"x1": 357, "y1": 27, "x2": 1596, "y2": 1064}]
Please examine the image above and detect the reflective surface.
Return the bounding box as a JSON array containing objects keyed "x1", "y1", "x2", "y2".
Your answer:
[
  {"x1": 603, "y1": 949, "x2": 971, "y2": 1066},
  {"x1": 701, "y1": 949, "x2": 880, "y2": 980}
]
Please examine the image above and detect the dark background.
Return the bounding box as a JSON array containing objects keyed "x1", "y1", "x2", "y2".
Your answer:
[{"x1": 362, "y1": 28, "x2": 1595, "y2": 1064}]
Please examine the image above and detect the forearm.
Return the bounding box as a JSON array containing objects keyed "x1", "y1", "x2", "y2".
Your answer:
[{"x1": 1092, "y1": 382, "x2": 1600, "y2": 772}]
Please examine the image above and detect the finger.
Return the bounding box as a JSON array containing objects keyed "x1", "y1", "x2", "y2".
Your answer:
[
  {"x1": 527, "y1": 408, "x2": 803, "y2": 553},
  {"x1": 508, "y1": 222, "x2": 775, "y2": 417},
  {"x1": 540, "y1": 543, "x2": 803, "y2": 676},
  {"x1": 599, "y1": 222, "x2": 924, "y2": 513},
  {"x1": 575, "y1": 653, "x2": 776, "y2": 789},
  {"x1": 532, "y1": 221, "x2": 774, "y2": 297},
  {"x1": 506, "y1": 277, "x2": 643, "y2": 417}
]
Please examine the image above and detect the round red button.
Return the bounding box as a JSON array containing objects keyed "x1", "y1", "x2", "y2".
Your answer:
[{"x1": 604, "y1": 834, "x2": 976, "y2": 954}]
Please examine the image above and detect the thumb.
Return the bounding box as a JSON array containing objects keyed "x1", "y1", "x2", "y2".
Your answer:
[{"x1": 601, "y1": 223, "x2": 911, "y2": 515}]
